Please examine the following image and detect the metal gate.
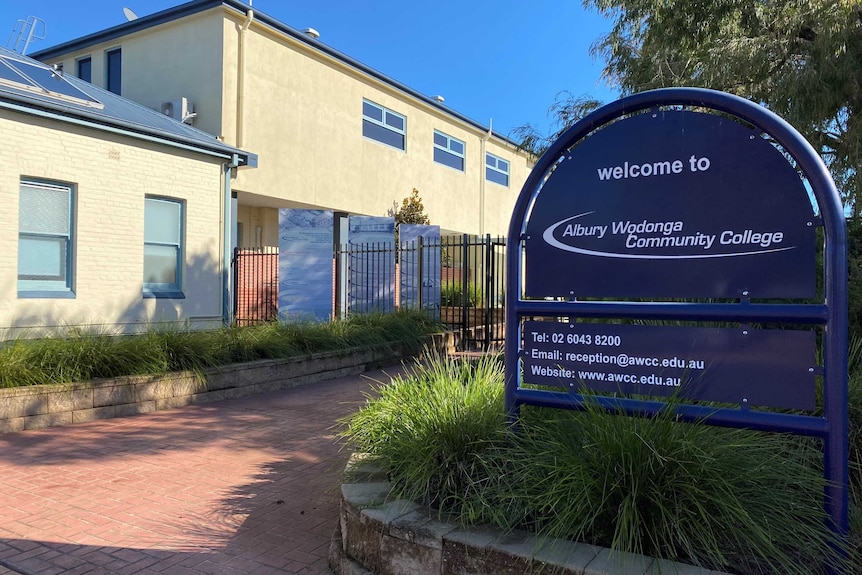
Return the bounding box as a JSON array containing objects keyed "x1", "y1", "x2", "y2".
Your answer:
[
  {"x1": 232, "y1": 247, "x2": 278, "y2": 326},
  {"x1": 234, "y1": 236, "x2": 506, "y2": 350},
  {"x1": 440, "y1": 234, "x2": 506, "y2": 351}
]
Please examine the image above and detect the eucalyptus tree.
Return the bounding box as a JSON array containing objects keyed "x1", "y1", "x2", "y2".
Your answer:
[
  {"x1": 517, "y1": 1, "x2": 862, "y2": 213},
  {"x1": 510, "y1": 91, "x2": 603, "y2": 157}
]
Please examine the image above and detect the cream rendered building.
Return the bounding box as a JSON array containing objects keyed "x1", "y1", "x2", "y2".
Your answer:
[
  {"x1": 0, "y1": 47, "x2": 255, "y2": 336},
  {"x1": 32, "y1": 0, "x2": 531, "y2": 248}
]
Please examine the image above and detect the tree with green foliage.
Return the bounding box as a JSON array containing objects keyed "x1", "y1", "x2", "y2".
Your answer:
[
  {"x1": 511, "y1": 91, "x2": 603, "y2": 158},
  {"x1": 517, "y1": 1, "x2": 862, "y2": 213},
  {"x1": 389, "y1": 188, "x2": 431, "y2": 250},
  {"x1": 392, "y1": 188, "x2": 431, "y2": 226}
]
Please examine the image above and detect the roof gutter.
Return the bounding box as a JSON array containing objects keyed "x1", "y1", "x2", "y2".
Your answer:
[
  {"x1": 236, "y1": 7, "x2": 254, "y2": 148},
  {"x1": 480, "y1": 119, "x2": 492, "y2": 236},
  {"x1": 222, "y1": 154, "x2": 239, "y2": 325},
  {"x1": 0, "y1": 95, "x2": 256, "y2": 166}
]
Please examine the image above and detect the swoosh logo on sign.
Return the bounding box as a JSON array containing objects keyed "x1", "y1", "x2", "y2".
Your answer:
[{"x1": 542, "y1": 212, "x2": 794, "y2": 260}]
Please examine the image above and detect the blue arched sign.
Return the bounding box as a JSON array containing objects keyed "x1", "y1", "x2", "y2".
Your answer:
[
  {"x1": 525, "y1": 110, "x2": 816, "y2": 299},
  {"x1": 505, "y1": 88, "x2": 848, "y2": 557}
]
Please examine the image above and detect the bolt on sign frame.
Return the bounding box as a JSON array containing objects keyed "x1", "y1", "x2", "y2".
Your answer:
[{"x1": 504, "y1": 88, "x2": 848, "y2": 566}]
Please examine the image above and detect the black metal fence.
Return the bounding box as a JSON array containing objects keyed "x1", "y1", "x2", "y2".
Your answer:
[
  {"x1": 232, "y1": 235, "x2": 506, "y2": 350},
  {"x1": 439, "y1": 234, "x2": 507, "y2": 350},
  {"x1": 232, "y1": 247, "x2": 278, "y2": 326}
]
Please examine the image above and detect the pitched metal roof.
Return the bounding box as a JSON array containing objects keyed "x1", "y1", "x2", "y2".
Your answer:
[
  {"x1": 29, "y1": 0, "x2": 518, "y2": 147},
  {"x1": 0, "y1": 46, "x2": 256, "y2": 166}
]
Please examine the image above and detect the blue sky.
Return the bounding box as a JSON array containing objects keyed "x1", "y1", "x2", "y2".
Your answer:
[{"x1": 7, "y1": 0, "x2": 618, "y2": 139}]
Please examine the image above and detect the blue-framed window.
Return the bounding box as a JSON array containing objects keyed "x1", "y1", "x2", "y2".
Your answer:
[
  {"x1": 362, "y1": 99, "x2": 406, "y2": 150},
  {"x1": 106, "y1": 48, "x2": 121, "y2": 95},
  {"x1": 76, "y1": 56, "x2": 91, "y2": 82},
  {"x1": 144, "y1": 196, "x2": 184, "y2": 297},
  {"x1": 18, "y1": 179, "x2": 75, "y2": 297},
  {"x1": 485, "y1": 152, "x2": 510, "y2": 187},
  {"x1": 433, "y1": 130, "x2": 465, "y2": 171}
]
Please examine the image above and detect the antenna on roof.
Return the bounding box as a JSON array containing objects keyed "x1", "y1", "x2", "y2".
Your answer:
[{"x1": 122, "y1": 7, "x2": 139, "y2": 21}]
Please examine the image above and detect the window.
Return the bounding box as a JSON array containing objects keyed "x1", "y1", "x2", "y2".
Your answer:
[
  {"x1": 106, "y1": 48, "x2": 121, "y2": 95},
  {"x1": 144, "y1": 197, "x2": 183, "y2": 297},
  {"x1": 18, "y1": 180, "x2": 74, "y2": 297},
  {"x1": 362, "y1": 99, "x2": 406, "y2": 150},
  {"x1": 433, "y1": 130, "x2": 465, "y2": 171},
  {"x1": 486, "y1": 152, "x2": 510, "y2": 187},
  {"x1": 76, "y1": 57, "x2": 91, "y2": 82}
]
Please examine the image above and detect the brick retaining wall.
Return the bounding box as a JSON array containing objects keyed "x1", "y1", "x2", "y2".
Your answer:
[
  {"x1": 331, "y1": 455, "x2": 732, "y2": 575},
  {"x1": 0, "y1": 335, "x2": 454, "y2": 433}
]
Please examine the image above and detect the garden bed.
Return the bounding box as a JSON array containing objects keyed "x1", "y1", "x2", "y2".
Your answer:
[
  {"x1": 0, "y1": 334, "x2": 454, "y2": 433},
  {"x1": 336, "y1": 353, "x2": 855, "y2": 574},
  {"x1": 330, "y1": 454, "x2": 729, "y2": 575}
]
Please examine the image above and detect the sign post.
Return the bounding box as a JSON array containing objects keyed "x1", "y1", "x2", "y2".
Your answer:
[{"x1": 504, "y1": 88, "x2": 848, "y2": 566}]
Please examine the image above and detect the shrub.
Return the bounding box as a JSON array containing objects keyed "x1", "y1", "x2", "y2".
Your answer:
[
  {"x1": 846, "y1": 335, "x2": 862, "y2": 568},
  {"x1": 0, "y1": 310, "x2": 441, "y2": 387},
  {"x1": 0, "y1": 325, "x2": 169, "y2": 386},
  {"x1": 339, "y1": 351, "x2": 506, "y2": 515},
  {"x1": 440, "y1": 282, "x2": 483, "y2": 307},
  {"x1": 341, "y1": 355, "x2": 853, "y2": 574},
  {"x1": 500, "y1": 403, "x2": 843, "y2": 574}
]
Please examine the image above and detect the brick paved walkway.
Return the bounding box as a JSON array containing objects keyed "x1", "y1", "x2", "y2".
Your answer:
[{"x1": 0, "y1": 366, "x2": 398, "y2": 574}]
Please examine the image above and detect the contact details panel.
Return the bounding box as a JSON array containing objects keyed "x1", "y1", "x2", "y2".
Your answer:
[{"x1": 521, "y1": 320, "x2": 816, "y2": 410}]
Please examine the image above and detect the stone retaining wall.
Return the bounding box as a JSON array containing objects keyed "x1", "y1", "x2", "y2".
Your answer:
[
  {"x1": 0, "y1": 335, "x2": 454, "y2": 434},
  {"x1": 330, "y1": 455, "x2": 730, "y2": 575}
]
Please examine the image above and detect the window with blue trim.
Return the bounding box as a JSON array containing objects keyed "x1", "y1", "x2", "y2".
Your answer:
[
  {"x1": 362, "y1": 99, "x2": 406, "y2": 150},
  {"x1": 433, "y1": 130, "x2": 465, "y2": 171},
  {"x1": 76, "y1": 56, "x2": 91, "y2": 82},
  {"x1": 144, "y1": 197, "x2": 183, "y2": 297},
  {"x1": 18, "y1": 179, "x2": 75, "y2": 297},
  {"x1": 106, "y1": 48, "x2": 121, "y2": 95},
  {"x1": 485, "y1": 152, "x2": 509, "y2": 187}
]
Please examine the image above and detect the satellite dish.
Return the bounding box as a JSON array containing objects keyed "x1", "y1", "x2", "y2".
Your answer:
[{"x1": 122, "y1": 7, "x2": 138, "y2": 21}]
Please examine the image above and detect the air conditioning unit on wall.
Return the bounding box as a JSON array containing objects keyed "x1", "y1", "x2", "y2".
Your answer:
[{"x1": 161, "y1": 97, "x2": 196, "y2": 124}]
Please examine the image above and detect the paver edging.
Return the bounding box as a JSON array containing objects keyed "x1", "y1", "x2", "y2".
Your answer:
[
  {"x1": 0, "y1": 333, "x2": 455, "y2": 433},
  {"x1": 331, "y1": 454, "x2": 732, "y2": 575}
]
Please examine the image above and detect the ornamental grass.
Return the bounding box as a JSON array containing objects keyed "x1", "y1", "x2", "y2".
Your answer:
[
  {"x1": 340, "y1": 352, "x2": 858, "y2": 575},
  {"x1": 0, "y1": 310, "x2": 441, "y2": 388}
]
